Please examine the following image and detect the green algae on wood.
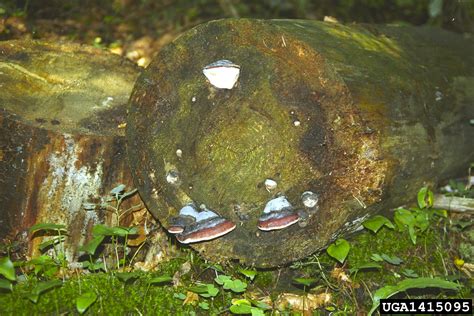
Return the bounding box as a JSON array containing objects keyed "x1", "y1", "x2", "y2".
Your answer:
[{"x1": 126, "y1": 19, "x2": 474, "y2": 267}]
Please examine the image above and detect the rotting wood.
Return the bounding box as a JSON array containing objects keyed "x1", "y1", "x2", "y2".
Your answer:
[
  {"x1": 433, "y1": 194, "x2": 474, "y2": 213},
  {"x1": 127, "y1": 19, "x2": 474, "y2": 267},
  {"x1": 0, "y1": 40, "x2": 162, "y2": 262}
]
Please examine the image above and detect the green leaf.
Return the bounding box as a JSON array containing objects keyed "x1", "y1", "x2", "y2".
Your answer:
[
  {"x1": 29, "y1": 223, "x2": 66, "y2": 233},
  {"x1": 148, "y1": 275, "x2": 172, "y2": 285},
  {"x1": 250, "y1": 300, "x2": 271, "y2": 310},
  {"x1": 414, "y1": 211, "x2": 430, "y2": 231},
  {"x1": 223, "y1": 279, "x2": 247, "y2": 293},
  {"x1": 81, "y1": 260, "x2": 105, "y2": 271},
  {"x1": 408, "y1": 224, "x2": 418, "y2": 244},
  {"x1": 76, "y1": 291, "x2": 97, "y2": 314},
  {"x1": 432, "y1": 209, "x2": 448, "y2": 218},
  {"x1": 29, "y1": 255, "x2": 55, "y2": 266},
  {"x1": 39, "y1": 236, "x2": 65, "y2": 251},
  {"x1": 121, "y1": 189, "x2": 138, "y2": 200},
  {"x1": 173, "y1": 293, "x2": 186, "y2": 300},
  {"x1": 349, "y1": 262, "x2": 382, "y2": 274},
  {"x1": 327, "y1": 239, "x2": 350, "y2": 264},
  {"x1": 363, "y1": 215, "x2": 395, "y2": 233},
  {"x1": 115, "y1": 272, "x2": 140, "y2": 282},
  {"x1": 239, "y1": 269, "x2": 257, "y2": 280},
  {"x1": 292, "y1": 277, "x2": 318, "y2": 287},
  {"x1": 202, "y1": 284, "x2": 219, "y2": 297},
  {"x1": 80, "y1": 236, "x2": 105, "y2": 255},
  {"x1": 394, "y1": 208, "x2": 415, "y2": 230},
  {"x1": 417, "y1": 187, "x2": 433, "y2": 209},
  {"x1": 381, "y1": 254, "x2": 403, "y2": 265},
  {"x1": 0, "y1": 257, "x2": 16, "y2": 281},
  {"x1": 370, "y1": 253, "x2": 384, "y2": 262},
  {"x1": 230, "y1": 304, "x2": 252, "y2": 314},
  {"x1": 250, "y1": 308, "x2": 265, "y2": 316},
  {"x1": 187, "y1": 284, "x2": 209, "y2": 294},
  {"x1": 110, "y1": 184, "x2": 126, "y2": 196},
  {"x1": 92, "y1": 224, "x2": 137, "y2": 237},
  {"x1": 368, "y1": 277, "x2": 460, "y2": 315},
  {"x1": 0, "y1": 279, "x2": 12, "y2": 291},
  {"x1": 214, "y1": 274, "x2": 231, "y2": 285},
  {"x1": 230, "y1": 300, "x2": 252, "y2": 314},
  {"x1": 401, "y1": 269, "x2": 419, "y2": 278},
  {"x1": 188, "y1": 283, "x2": 219, "y2": 297},
  {"x1": 26, "y1": 280, "x2": 62, "y2": 303},
  {"x1": 198, "y1": 301, "x2": 209, "y2": 310},
  {"x1": 92, "y1": 224, "x2": 113, "y2": 236}
]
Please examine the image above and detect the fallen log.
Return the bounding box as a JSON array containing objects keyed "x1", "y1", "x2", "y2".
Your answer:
[
  {"x1": 0, "y1": 40, "x2": 146, "y2": 260},
  {"x1": 127, "y1": 19, "x2": 474, "y2": 267}
]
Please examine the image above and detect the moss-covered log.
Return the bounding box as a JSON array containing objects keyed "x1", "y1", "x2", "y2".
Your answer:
[
  {"x1": 127, "y1": 19, "x2": 474, "y2": 267},
  {"x1": 0, "y1": 40, "x2": 145, "y2": 260}
]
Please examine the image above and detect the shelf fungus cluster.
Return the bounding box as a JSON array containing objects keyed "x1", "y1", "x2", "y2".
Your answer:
[{"x1": 167, "y1": 204, "x2": 236, "y2": 244}]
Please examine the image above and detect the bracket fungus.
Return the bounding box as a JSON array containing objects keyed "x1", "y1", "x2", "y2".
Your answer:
[
  {"x1": 202, "y1": 59, "x2": 241, "y2": 89},
  {"x1": 168, "y1": 204, "x2": 236, "y2": 244},
  {"x1": 258, "y1": 196, "x2": 300, "y2": 231}
]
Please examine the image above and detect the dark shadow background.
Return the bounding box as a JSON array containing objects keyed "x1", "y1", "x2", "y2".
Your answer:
[{"x1": 1, "y1": 0, "x2": 473, "y2": 67}]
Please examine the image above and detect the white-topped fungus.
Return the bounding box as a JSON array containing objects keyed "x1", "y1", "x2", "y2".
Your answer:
[{"x1": 202, "y1": 60, "x2": 240, "y2": 89}]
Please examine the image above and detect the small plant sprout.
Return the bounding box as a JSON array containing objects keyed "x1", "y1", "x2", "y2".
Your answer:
[
  {"x1": 29, "y1": 223, "x2": 68, "y2": 273},
  {"x1": 80, "y1": 184, "x2": 141, "y2": 270},
  {"x1": 202, "y1": 60, "x2": 240, "y2": 89}
]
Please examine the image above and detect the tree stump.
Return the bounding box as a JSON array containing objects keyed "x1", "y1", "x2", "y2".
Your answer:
[
  {"x1": 126, "y1": 19, "x2": 474, "y2": 267},
  {"x1": 0, "y1": 40, "x2": 144, "y2": 260}
]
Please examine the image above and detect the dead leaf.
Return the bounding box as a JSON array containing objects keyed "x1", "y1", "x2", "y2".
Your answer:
[
  {"x1": 183, "y1": 291, "x2": 199, "y2": 306},
  {"x1": 275, "y1": 292, "x2": 331, "y2": 313},
  {"x1": 331, "y1": 267, "x2": 351, "y2": 283}
]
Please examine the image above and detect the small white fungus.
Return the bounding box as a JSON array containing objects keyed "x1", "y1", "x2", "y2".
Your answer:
[
  {"x1": 203, "y1": 60, "x2": 240, "y2": 89},
  {"x1": 264, "y1": 179, "x2": 278, "y2": 191},
  {"x1": 301, "y1": 191, "x2": 319, "y2": 208}
]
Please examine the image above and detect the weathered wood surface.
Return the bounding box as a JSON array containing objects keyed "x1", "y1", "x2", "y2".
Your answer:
[
  {"x1": 0, "y1": 40, "x2": 146, "y2": 260},
  {"x1": 433, "y1": 194, "x2": 474, "y2": 213},
  {"x1": 127, "y1": 19, "x2": 474, "y2": 267}
]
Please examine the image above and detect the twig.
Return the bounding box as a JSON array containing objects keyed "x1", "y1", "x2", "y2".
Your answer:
[{"x1": 433, "y1": 194, "x2": 474, "y2": 213}]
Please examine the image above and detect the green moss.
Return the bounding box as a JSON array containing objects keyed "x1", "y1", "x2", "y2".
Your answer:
[
  {"x1": 459, "y1": 229, "x2": 474, "y2": 262},
  {"x1": 253, "y1": 270, "x2": 275, "y2": 288}
]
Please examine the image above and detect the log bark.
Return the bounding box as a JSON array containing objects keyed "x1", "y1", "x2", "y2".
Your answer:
[
  {"x1": 0, "y1": 40, "x2": 145, "y2": 261},
  {"x1": 127, "y1": 19, "x2": 474, "y2": 267}
]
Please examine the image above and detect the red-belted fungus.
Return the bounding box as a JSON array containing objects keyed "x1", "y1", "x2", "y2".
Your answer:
[
  {"x1": 172, "y1": 205, "x2": 236, "y2": 244},
  {"x1": 258, "y1": 196, "x2": 300, "y2": 231},
  {"x1": 167, "y1": 204, "x2": 199, "y2": 234}
]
